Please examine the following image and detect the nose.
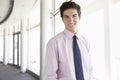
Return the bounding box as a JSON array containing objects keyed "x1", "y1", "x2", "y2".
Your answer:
[{"x1": 69, "y1": 17, "x2": 73, "y2": 22}]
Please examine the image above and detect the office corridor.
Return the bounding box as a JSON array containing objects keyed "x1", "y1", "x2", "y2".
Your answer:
[{"x1": 0, "y1": 63, "x2": 38, "y2": 80}]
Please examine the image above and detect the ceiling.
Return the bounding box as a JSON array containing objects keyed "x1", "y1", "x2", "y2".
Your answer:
[{"x1": 0, "y1": 0, "x2": 38, "y2": 27}]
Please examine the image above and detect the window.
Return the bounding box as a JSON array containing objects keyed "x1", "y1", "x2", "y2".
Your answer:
[
  {"x1": 28, "y1": 26, "x2": 40, "y2": 75},
  {"x1": 110, "y1": 2, "x2": 120, "y2": 80},
  {"x1": 78, "y1": 10, "x2": 105, "y2": 80},
  {"x1": 0, "y1": 32, "x2": 3, "y2": 61}
]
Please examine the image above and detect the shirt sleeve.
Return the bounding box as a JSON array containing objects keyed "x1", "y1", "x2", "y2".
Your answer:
[{"x1": 43, "y1": 39, "x2": 59, "y2": 80}]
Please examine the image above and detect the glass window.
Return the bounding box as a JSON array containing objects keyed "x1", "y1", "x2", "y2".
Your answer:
[
  {"x1": 110, "y1": 2, "x2": 120, "y2": 80},
  {"x1": 55, "y1": 13, "x2": 64, "y2": 35},
  {"x1": 0, "y1": 35, "x2": 3, "y2": 61},
  {"x1": 73, "y1": 0, "x2": 96, "y2": 7},
  {"x1": 28, "y1": 0, "x2": 40, "y2": 29},
  {"x1": 55, "y1": 0, "x2": 67, "y2": 11},
  {"x1": 28, "y1": 0, "x2": 40, "y2": 75},
  {"x1": 7, "y1": 34, "x2": 13, "y2": 64},
  {"x1": 0, "y1": 28, "x2": 3, "y2": 61},
  {"x1": 78, "y1": 9, "x2": 105, "y2": 80},
  {"x1": 28, "y1": 26, "x2": 40, "y2": 75}
]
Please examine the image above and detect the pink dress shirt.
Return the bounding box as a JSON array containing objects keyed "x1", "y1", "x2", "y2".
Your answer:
[{"x1": 43, "y1": 29, "x2": 93, "y2": 80}]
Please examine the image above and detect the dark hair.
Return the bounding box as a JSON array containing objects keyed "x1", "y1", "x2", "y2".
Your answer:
[{"x1": 60, "y1": 1, "x2": 81, "y2": 18}]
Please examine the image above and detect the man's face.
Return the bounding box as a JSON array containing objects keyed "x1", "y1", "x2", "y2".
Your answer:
[{"x1": 62, "y1": 8, "x2": 80, "y2": 34}]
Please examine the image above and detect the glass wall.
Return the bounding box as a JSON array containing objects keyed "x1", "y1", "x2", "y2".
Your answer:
[
  {"x1": 27, "y1": 0, "x2": 40, "y2": 75},
  {"x1": 0, "y1": 36, "x2": 3, "y2": 61},
  {"x1": 110, "y1": 2, "x2": 120, "y2": 80},
  {"x1": 78, "y1": 10, "x2": 105, "y2": 80},
  {"x1": 6, "y1": 22, "x2": 21, "y2": 66},
  {"x1": 55, "y1": 0, "x2": 66, "y2": 11},
  {"x1": 55, "y1": 12, "x2": 64, "y2": 35},
  {"x1": 28, "y1": 26, "x2": 40, "y2": 75},
  {"x1": 7, "y1": 26, "x2": 13, "y2": 64},
  {"x1": 0, "y1": 28, "x2": 3, "y2": 62}
]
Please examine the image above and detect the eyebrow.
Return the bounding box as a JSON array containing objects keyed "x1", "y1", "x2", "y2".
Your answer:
[{"x1": 63, "y1": 13, "x2": 78, "y2": 17}]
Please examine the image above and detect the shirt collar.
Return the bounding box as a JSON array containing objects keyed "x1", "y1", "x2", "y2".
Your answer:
[{"x1": 64, "y1": 29, "x2": 80, "y2": 39}]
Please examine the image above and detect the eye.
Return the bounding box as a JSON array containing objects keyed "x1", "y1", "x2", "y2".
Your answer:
[
  {"x1": 73, "y1": 14, "x2": 77, "y2": 18},
  {"x1": 63, "y1": 15, "x2": 69, "y2": 19}
]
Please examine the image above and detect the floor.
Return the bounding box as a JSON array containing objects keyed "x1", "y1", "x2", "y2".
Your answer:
[{"x1": 0, "y1": 63, "x2": 38, "y2": 80}]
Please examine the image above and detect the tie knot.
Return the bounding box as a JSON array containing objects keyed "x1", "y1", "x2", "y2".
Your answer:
[{"x1": 73, "y1": 35, "x2": 77, "y2": 39}]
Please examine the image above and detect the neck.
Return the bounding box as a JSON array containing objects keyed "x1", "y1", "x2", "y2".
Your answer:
[
  {"x1": 66, "y1": 28, "x2": 78, "y2": 34},
  {"x1": 71, "y1": 29, "x2": 78, "y2": 34}
]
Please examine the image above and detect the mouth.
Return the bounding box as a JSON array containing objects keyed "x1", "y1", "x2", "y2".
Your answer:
[{"x1": 69, "y1": 23, "x2": 74, "y2": 26}]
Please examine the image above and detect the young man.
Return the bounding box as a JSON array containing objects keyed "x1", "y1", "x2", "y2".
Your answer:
[{"x1": 43, "y1": 1, "x2": 93, "y2": 80}]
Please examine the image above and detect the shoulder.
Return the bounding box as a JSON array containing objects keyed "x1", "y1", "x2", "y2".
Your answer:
[
  {"x1": 47, "y1": 31, "x2": 64, "y2": 46},
  {"x1": 79, "y1": 35, "x2": 90, "y2": 52}
]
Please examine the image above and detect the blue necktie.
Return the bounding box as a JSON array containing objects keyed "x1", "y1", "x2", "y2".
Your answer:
[{"x1": 73, "y1": 35, "x2": 84, "y2": 80}]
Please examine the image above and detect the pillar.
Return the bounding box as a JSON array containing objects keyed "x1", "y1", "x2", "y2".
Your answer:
[
  {"x1": 20, "y1": 18, "x2": 28, "y2": 72},
  {"x1": 40, "y1": 0, "x2": 52, "y2": 79}
]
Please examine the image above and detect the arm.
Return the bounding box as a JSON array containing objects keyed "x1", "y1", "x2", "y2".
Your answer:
[{"x1": 43, "y1": 39, "x2": 59, "y2": 80}]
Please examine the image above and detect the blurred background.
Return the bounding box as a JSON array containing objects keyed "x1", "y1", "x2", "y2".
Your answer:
[{"x1": 0, "y1": 0, "x2": 120, "y2": 80}]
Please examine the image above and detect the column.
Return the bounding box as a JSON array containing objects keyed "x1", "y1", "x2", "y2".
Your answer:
[
  {"x1": 104, "y1": 0, "x2": 111, "y2": 80},
  {"x1": 20, "y1": 18, "x2": 28, "y2": 72},
  {"x1": 40, "y1": 0, "x2": 52, "y2": 80},
  {"x1": 3, "y1": 27, "x2": 7, "y2": 65}
]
